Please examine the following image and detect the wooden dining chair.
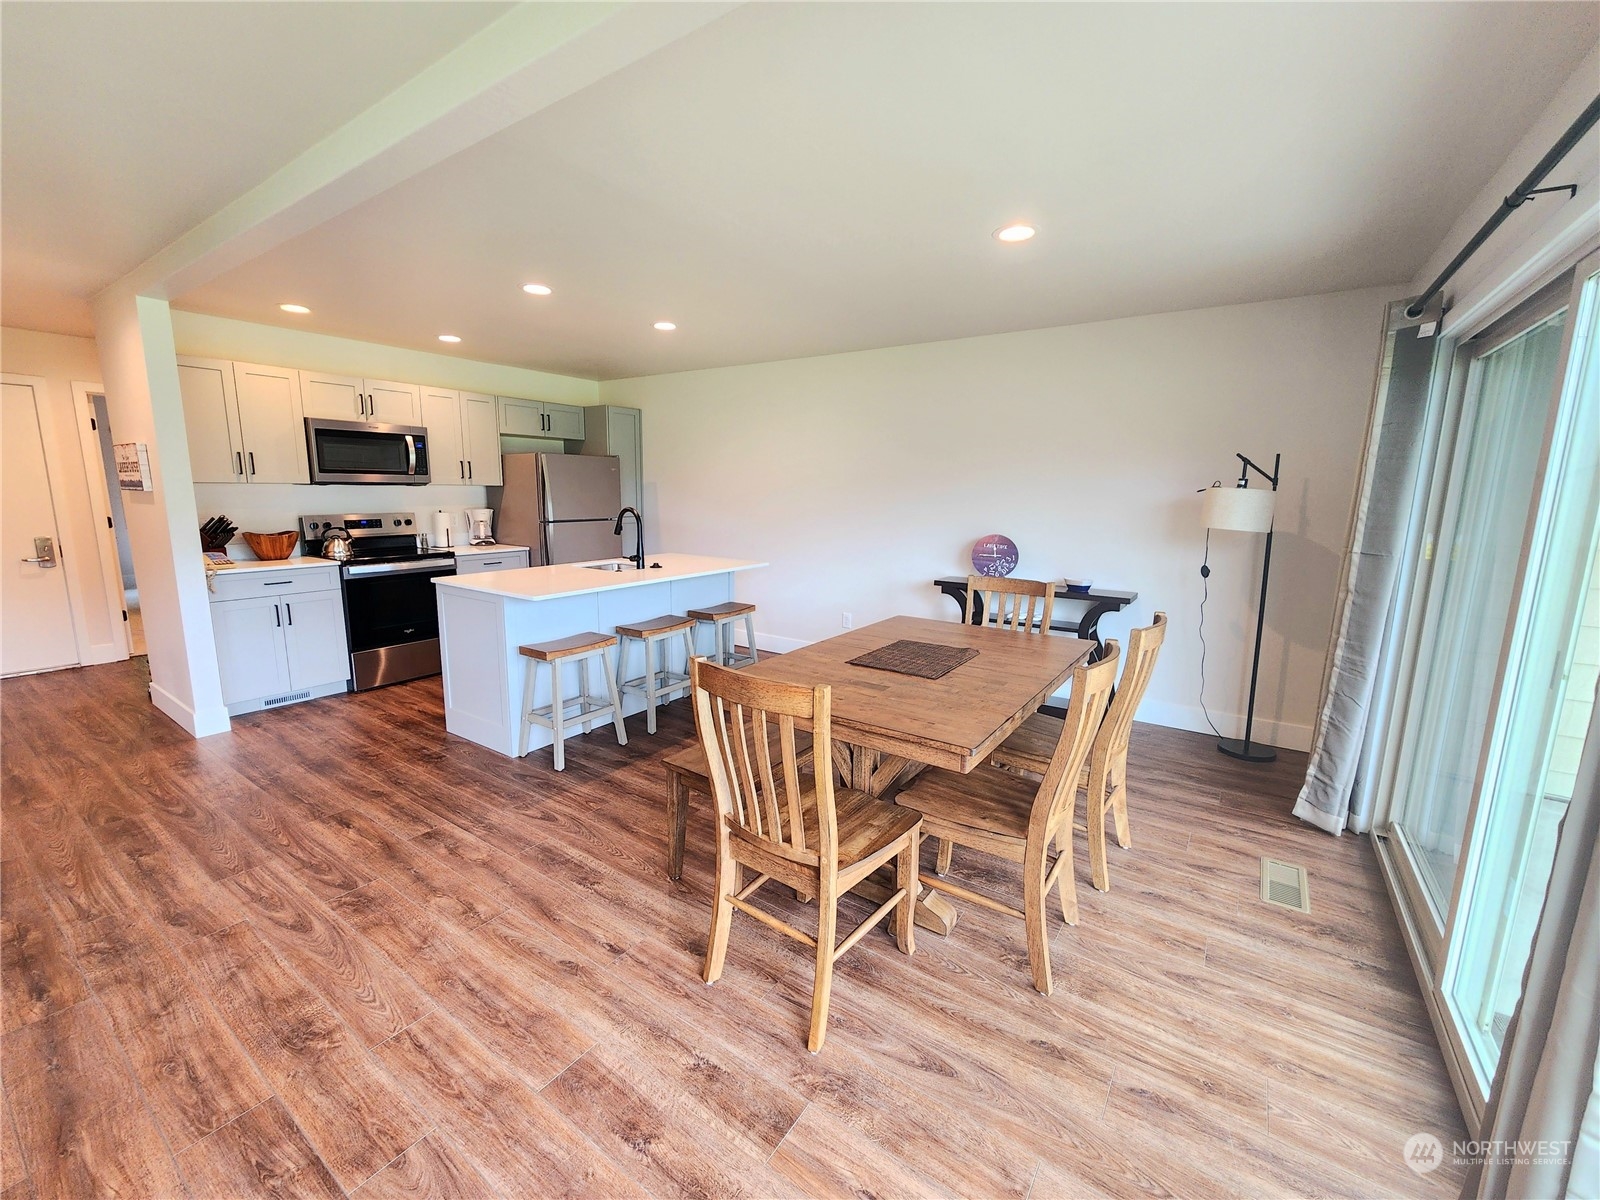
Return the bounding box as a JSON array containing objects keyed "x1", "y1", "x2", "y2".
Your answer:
[
  {"x1": 895, "y1": 645, "x2": 1119, "y2": 995},
  {"x1": 963, "y1": 574, "x2": 1055, "y2": 633},
  {"x1": 929, "y1": 573, "x2": 1059, "y2": 876},
  {"x1": 987, "y1": 613, "x2": 1167, "y2": 892},
  {"x1": 692, "y1": 658, "x2": 923, "y2": 1052}
]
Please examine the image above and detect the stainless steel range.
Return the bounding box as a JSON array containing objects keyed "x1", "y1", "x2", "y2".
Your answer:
[{"x1": 300, "y1": 511, "x2": 455, "y2": 690}]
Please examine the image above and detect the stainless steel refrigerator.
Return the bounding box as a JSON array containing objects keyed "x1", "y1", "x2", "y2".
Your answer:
[{"x1": 490, "y1": 453, "x2": 623, "y2": 565}]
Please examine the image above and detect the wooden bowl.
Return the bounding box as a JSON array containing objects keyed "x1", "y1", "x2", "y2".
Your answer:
[{"x1": 242, "y1": 531, "x2": 299, "y2": 561}]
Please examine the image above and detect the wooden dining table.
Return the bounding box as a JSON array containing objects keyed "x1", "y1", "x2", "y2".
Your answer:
[{"x1": 739, "y1": 615, "x2": 1094, "y2": 933}]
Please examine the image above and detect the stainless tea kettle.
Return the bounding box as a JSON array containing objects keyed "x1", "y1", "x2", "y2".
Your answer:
[{"x1": 320, "y1": 527, "x2": 354, "y2": 562}]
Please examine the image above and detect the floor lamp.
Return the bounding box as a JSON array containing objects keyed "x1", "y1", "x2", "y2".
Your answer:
[{"x1": 1201, "y1": 452, "x2": 1280, "y2": 763}]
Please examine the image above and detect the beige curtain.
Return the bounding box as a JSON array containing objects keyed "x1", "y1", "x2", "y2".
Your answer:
[
  {"x1": 1294, "y1": 300, "x2": 1441, "y2": 834},
  {"x1": 1463, "y1": 683, "x2": 1600, "y2": 1200}
]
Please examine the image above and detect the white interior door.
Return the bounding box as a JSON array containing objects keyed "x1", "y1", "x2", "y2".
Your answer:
[{"x1": 2, "y1": 380, "x2": 80, "y2": 675}]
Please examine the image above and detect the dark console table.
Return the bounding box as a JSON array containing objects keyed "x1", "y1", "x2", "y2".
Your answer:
[{"x1": 932, "y1": 577, "x2": 1138, "y2": 662}]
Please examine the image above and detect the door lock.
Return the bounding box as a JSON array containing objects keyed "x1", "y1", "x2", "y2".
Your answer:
[{"x1": 20, "y1": 537, "x2": 57, "y2": 568}]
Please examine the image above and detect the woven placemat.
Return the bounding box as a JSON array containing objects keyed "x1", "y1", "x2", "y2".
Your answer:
[{"x1": 847, "y1": 640, "x2": 978, "y2": 680}]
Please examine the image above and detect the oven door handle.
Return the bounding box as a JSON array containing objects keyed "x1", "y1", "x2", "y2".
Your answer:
[
  {"x1": 405, "y1": 434, "x2": 418, "y2": 476},
  {"x1": 343, "y1": 559, "x2": 456, "y2": 577}
]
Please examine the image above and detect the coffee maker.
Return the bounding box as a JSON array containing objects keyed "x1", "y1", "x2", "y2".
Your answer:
[{"x1": 467, "y1": 508, "x2": 495, "y2": 546}]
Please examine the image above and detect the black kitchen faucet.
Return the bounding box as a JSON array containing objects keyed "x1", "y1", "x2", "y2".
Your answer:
[{"x1": 613, "y1": 507, "x2": 645, "y2": 571}]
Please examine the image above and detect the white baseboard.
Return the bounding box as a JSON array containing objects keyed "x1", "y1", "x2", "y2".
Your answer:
[
  {"x1": 149, "y1": 682, "x2": 231, "y2": 738},
  {"x1": 1135, "y1": 699, "x2": 1312, "y2": 753},
  {"x1": 749, "y1": 631, "x2": 811, "y2": 654}
]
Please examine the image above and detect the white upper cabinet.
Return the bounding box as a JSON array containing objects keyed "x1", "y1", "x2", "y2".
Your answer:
[
  {"x1": 232, "y1": 362, "x2": 309, "y2": 483},
  {"x1": 422, "y1": 388, "x2": 502, "y2": 486},
  {"x1": 459, "y1": 391, "x2": 501, "y2": 485},
  {"x1": 301, "y1": 372, "x2": 419, "y2": 425},
  {"x1": 366, "y1": 379, "x2": 420, "y2": 424},
  {"x1": 421, "y1": 388, "x2": 466, "y2": 482},
  {"x1": 497, "y1": 395, "x2": 544, "y2": 437},
  {"x1": 300, "y1": 372, "x2": 363, "y2": 421},
  {"x1": 178, "y1": 358, "x2": 242, "y2": 483},
  {"x1": 178, "y1": 357, "x2": 307, "y2": 484}
]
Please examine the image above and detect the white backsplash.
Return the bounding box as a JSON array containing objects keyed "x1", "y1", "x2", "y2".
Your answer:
[{"x1": 193, "y1": 481, "x2": 488, "y2": 559}]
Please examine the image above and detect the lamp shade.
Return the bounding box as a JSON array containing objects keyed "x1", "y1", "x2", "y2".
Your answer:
[{"x1": 1201, "y1": 484, "x2": 1275, "y2": 533}]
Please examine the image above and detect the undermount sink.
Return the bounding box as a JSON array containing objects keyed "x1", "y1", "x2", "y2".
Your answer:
[{"x1": 581, "y1": 562, "x2": 639, "y2": 572}]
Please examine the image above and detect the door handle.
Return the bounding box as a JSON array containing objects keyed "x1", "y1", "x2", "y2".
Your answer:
[
  {"x1": 285, "y1": 603, "x2": 293, "y2": 626},
  {"x1": 235, "y1": 451, "x2": 244, "y2": 476},
  {"x1": 20, "y1": 537, "x2": 57, "y2": 568},
  {"x1": 274, "y1": 603, "x2": 281, "y2": 628},
  {"x1": 248, "y1": 451, "x2": 256, "y2": 476},
  {"x1": 459, "y1": 459, "x2": 465, "y2": 480},
  {"x1": 467, "y1": 461, "x2": 472, "y2": 480}
]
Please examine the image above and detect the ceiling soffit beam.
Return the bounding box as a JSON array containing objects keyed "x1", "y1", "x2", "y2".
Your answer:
[{"x1": 102, "y1": 1, "x2": 740, "y2": 304}]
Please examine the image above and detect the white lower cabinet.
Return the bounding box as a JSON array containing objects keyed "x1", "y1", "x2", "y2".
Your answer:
[
  {"x1": 453, "y1": 549, "x2": 529, "y2": 575},
  {"x1": 213, "y1": 596, "x2": 293, "y2": 705},
  {"x1": 211, "y1": 568, "x2": 350, "y2": 715},
  {"x1": 279, "y1": 592, "x2": 350, "y2": 691}
]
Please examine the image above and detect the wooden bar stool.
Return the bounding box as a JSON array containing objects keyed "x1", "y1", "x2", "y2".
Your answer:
[
  {"x1": 687, "y1": 601, "x2": 759, "y2": 668},
  {"x1": 517, "y1": 632, "x2": 627, "y2": 771},
  {"x1": 615, "y1": 615, "x2": 697, "y2": 734}
]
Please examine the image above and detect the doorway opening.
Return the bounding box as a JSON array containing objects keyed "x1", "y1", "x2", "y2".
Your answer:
[{"x1": 90, "y1": 393, "x2": 144, "y2": 656}]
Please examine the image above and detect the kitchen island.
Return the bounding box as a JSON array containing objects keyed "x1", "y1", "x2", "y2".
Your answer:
[{"x1": 434, "y1": 553, "x2": 766, "y2": 758}]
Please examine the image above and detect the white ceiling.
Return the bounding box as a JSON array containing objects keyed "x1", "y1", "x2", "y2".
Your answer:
[
  {"x1": 6, "y1": 3, "x2": 1596, "y2": 380},
  {"x1": 0, "y1": 1, "x2": 512, "y2": 335}
]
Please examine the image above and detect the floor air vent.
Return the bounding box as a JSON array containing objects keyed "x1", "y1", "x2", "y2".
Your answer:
[{"x1": 1259, "y1": 858, "x2": 1310, "y2": 913}]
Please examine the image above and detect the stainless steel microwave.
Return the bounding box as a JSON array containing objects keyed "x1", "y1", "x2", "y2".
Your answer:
[{"x1": 305, "y1": 418, "x2": 431, "y2": 485}]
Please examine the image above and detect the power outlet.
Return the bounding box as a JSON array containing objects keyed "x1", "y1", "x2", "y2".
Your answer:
[{"x1": 841, "y1": 612, "x2": 854, "y2": 630}]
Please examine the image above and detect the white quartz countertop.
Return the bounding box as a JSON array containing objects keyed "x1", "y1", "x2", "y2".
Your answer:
[
  {"x1": 433, "y1": 553, "x2": 765, "y2": 600},
  {"x1": 213, "y1": 555, "x2": 339, "y2": 573}
]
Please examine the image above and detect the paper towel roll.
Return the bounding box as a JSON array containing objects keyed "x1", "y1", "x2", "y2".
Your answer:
[{"x1": 431, "y1": 510, "x2": 453, "y2": 549}]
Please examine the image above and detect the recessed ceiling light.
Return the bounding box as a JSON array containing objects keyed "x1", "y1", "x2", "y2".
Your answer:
[
  {"x1": 522, "y1": 283, "x2": 552, "y2": 296},
  {"x1": 994, "y1": 223, "x2": 1036, "y2": 243},
  {"x1": 279, "y1": 303, "x2": 311, "y2": 314},
  {"x1": 653, "y1": 321, "x2": 676, "y2": 332},
  {"x1": 438, "y1": 334, "x2": 461, "y2": 344}
]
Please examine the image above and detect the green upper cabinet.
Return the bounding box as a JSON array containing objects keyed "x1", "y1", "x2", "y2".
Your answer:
[{"x1": 497, "y1": 396, "x2": 585, "y2": 440}]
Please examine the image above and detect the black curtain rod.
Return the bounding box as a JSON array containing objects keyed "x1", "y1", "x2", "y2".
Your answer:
[{"x1": 1406, "y1": 92, "x2": 1600, "y2": 319}]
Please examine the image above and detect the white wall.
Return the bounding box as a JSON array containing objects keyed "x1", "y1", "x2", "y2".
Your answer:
[
  {"x1": 1411, "y1": 46, "x2": 1600, "y2": 338},
  {"x1": 601, "y1": 286, "x2": 1395, "y2": 750},
  {"x1": 93, "y1": 293, "x2": 230, "y2": 736},
  {"x1": 0, "y1": 326, "x2": 123, "y2": 663}
]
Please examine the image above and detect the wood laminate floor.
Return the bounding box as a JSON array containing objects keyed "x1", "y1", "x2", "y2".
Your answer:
[{"x1": 0, "y1": 660, "x2": 1468, "y2": 1198}]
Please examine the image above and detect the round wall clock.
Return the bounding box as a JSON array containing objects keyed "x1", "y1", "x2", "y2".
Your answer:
[{"x1": 971, "y1": 534, "x2": 1019, "y2": 577}]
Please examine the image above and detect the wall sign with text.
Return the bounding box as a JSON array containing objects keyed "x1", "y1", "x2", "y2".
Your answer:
[{"x1": 114, "y1": 442, "x2": 153, "y2": 491}]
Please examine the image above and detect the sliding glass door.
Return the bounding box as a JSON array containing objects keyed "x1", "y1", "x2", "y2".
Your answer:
[{"x1": 1377, "y1": 254, "x2": 1597, "y2": 1122}]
